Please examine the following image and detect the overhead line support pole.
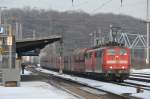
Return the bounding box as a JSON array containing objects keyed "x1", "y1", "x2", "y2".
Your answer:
[{"x1": 146, "y1": 0, "x2": 150, "y2": 64}]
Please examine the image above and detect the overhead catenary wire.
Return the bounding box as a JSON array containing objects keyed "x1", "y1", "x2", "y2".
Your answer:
[
  {"x1": 75, "y1": 1, "x2": 89, "y2": 7},
  {"x1": 90, "y1": 0, "x2": 145, "y2": 13},
  {"x1": 70, "y1": 0, "x2": 89, "y2": 10},
  {"x1": 92, "y1": 0, "x2": 113, "y2": 13},
  {"x1": 71, "y1": 0, "x2": 123, "y2": 13}
]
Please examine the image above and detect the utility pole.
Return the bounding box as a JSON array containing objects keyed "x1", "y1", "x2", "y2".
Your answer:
[
  {"x1": 146, "y1": 0, "x2": 150, "y2": 64},
  {"x1": 89, "y1": 32, "x2": 96, "y2": 47},
  {"x1": 15, "y1": 22, "x2": 19, "y2": 40},
  {"x1": 7, "y1": 24, "x2": 13, "y2": 68},
  {"x1": 0, "y1": 7, "x2": 2, "y2": 26},
  {"x1": 89, "y1": 33, "x2": 93, "y2": 47},
  {"x1": 59, "y1": 30, "x2": 64, "y2": 74},
  {"x1": 109, "y1": 24, "x2": 113, "y2": 42},
  {"x1": 0, "y1": 6, "x2": 7, "y2": 26},
  {"x1": 59, "y1": 37, "x2": 63, "y2": 74},
  {"x1": 19, "y1": 24, "x2": 23, "y2": 40},
  {"x1": 33, "y1": 29, "x2": 36, "y2": 39}
]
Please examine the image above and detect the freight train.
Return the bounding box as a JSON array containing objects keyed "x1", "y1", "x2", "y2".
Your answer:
[{"x1": 41, "y1": 42, "x2": 130, "y2": 82}]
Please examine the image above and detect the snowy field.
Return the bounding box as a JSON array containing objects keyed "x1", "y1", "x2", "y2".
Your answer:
[
  {"x1": 0, "y1": 81, "x2": 79, "y2": 99},
  {"x1": 36, "y1": 67, "x2": 150, "y2": 99}
]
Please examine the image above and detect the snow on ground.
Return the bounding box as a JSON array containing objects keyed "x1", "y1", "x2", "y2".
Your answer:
[
  {"x1": 130, "y1": 73, "x2": 150, "y2": 77},
  {"x1": 20, "y1": 69, "x2": 32, "y2": 75},
  {"x1": 131, "y1": 69, "x2": 150, "y2": 74},
  {"x1": 129, "y1": 76, "x2": 150, "y2": 80},
  {"x1": 125, "y1": 79, "x2": 150, "y2": 87},
  {"x1": 132, "y1": 91, "x2": 150, "y2": 99},
  {"x1": 0, "y1": 81, "x2": 79, "y2": 99},
  {"x1": 36, "y1": 67, "x2": 150, "y2": 99}
]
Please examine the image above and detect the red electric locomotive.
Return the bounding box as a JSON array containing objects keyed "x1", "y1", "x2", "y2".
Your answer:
[
  {"x1": 41, "y1": 42, "x2": 130, "y2": 82},
  {"x1": 84, "y1": 45, "x2": 130, "y2": 81}
]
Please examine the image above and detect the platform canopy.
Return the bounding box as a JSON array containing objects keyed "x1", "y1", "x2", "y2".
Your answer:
[{"x1": 16, "y1": 35, "x2": 61, "y2": 56}]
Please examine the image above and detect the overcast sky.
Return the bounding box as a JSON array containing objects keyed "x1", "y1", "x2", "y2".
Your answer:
[{"x1": 0, "y1": 0, "x2": 148, "y2": 19}]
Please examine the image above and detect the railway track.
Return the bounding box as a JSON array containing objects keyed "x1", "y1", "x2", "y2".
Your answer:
[
  {"x1": 26, "y1": 67, "x2": 129, "y2": 99},
  {"x1": 26, "y1": 67, "x2": 144, "y2": 99},
  {"x1": 118, "y1": 73, "x2": 150, "y2": 91},
  {"x1": 129, "y1": 73, "x2": 150, "y2": 82},
  {"x1": 47, "y1": 75, "x2": 121, "y2": 99},
  {"x1": 112, "y1": 80, "x2": 150, "y2": 92}
]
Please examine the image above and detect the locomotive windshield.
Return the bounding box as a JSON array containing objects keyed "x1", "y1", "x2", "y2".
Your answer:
[
  {"x1": 120, "y1": 49, "x2": 127, "y2": 55},
  {"x1": 107, "y1": 49, "x2": 116, "y2": 55}
]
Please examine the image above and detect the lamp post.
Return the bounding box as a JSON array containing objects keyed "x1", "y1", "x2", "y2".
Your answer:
[{"x1": 146, "y1": 0, "x2": 150, "y2": 64}]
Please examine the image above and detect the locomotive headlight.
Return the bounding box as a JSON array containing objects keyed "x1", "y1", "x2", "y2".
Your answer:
[
  {"x1": 109, "y1": 66, "x2": 113, "y2": 69},
  {"x1": 122, "y1": 66, "x2": 125, "y2": 69},
  {"x1": 124, "y1": 53, "x2": 127, "y2": 55},
  {"x1": 115, "y1": 56, "x2": 119, "y2": 58}
]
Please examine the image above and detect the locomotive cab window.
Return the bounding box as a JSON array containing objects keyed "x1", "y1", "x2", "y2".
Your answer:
[
  {"x1": 107, "y1": 49, "x2": 116, "y2": 55},
  {"x1": 120, "y1": 49, "x2": 127, "y2": 55}
]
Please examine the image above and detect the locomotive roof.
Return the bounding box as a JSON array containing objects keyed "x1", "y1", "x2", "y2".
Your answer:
[
  {"x1": 73, "y1": 42, "x2": 127, "y2": 54},
  {"x1": 92, "y1": 42, "x2": 124, "y2": 49},
  {"x1": 87, "y1": 42, "x2": 127, "y2": 52}
]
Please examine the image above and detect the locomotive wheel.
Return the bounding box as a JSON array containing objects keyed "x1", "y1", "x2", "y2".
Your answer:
[
  {"x1": 104, "y1": 74, "x2": 111, "y2": 81},
  {"x1": 115, "y1": 77, "x2": 124, "y2": 82}
]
